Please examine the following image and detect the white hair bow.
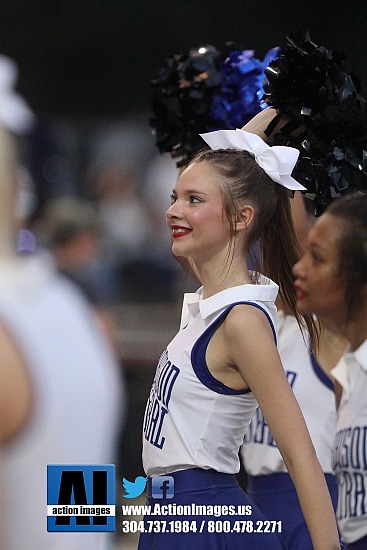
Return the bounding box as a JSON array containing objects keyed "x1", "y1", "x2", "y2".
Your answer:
[
  {"x1": 0, "y1": 55, "x2": 35, "y2": 135},
  {"x1": 199, "y1": 128, "x2": 306, "y2": 191}
]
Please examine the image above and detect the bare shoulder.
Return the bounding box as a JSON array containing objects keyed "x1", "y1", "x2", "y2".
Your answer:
[
  {"x1": 0, "y1": 323, "x2": 32, "y2": 443},
  {"x1": 205, "y1": 302, "x2": 278, "y2": 390},
  {"x1": 222, "y1": 303, "x2": 275, "y2": 343},
  {"x1": 220, "y1": 303, "x2": 278, "y2": 382}
]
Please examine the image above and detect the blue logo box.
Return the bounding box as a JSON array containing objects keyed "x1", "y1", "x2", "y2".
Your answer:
[
  {"x1": 47, "y1": 464, "x2": 115, "y2": 532},
  {"x1": 151, "y1": 475, "x2": 174, "y2": 499}
]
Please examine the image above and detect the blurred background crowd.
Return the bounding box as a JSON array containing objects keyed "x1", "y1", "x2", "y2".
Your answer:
[{"x1": 0, "y1": 1, "x2": 367, "y2": 548}]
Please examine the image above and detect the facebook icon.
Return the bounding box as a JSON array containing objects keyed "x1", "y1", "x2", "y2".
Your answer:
[{"x1": 151, "y1": 476, "x2": 174, "y2": 499}]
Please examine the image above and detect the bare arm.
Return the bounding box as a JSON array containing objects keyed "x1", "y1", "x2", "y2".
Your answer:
[
  {"x1": 241, "y1": 106, "x2": 305, "y2": 140},
  {"x1": 223, "y1": 305, "x2": 340, "y2": 550},
  {"x1": 241, "y1": 107, "x2": 281, "y2": 140},
  {"x1": 0, "y1": 323, "x2": 32, "y2": 443}
]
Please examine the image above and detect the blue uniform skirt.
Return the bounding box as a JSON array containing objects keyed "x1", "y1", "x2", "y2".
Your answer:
[
  {"x1": 344, "y1": 534, "x2": 367, "y2": 549},
  {"x1": 247, "y1": 472, "x2": 338, "y2": 550},
  {"x1": 138, "y1": 468, "x2": 287, "y2": 549}
]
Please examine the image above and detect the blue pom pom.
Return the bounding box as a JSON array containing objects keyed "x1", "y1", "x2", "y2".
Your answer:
[{"x1": 210, "y1": 47, "x2": 280, "y2": 129}]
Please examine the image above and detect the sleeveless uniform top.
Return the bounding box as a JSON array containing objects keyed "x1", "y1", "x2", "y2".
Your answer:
[
  {"x1": 1, "y1": 254, "x2": 123, "y2": 550},
  {"x1": 331, "y1": 339, "x2": 367, "y2": 544},
  {"x1": 242, "y1": 313, "x2": 337, "y2": 475},
  {"x1": 142, "y1": 275, "x2": 278, "y2": 478}
]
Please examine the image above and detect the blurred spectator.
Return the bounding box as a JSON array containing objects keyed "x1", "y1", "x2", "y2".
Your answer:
[
  {"x1": 89, "y1": 160, "x2": 181, "y2": 302},
  {"x1": 92, "y1": 162, "x2": 150, "y2": 265},
  {"x1": 34, "y1": 195, "x2": 122, "y2": 351},
  {"x1": 141, "y1": 152, "x2": 200, "y2": 300},
  {"x1": 142, "y1": 153, "x2": 178, "y2": 263}
]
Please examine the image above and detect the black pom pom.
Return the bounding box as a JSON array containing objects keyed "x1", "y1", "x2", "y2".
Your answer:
[
  {"x1": 149, "y1": 45, "x2": 223, "y2": 165},
  {"x1": 263, "y1": 31, "x2": 367, "y2": 215}
]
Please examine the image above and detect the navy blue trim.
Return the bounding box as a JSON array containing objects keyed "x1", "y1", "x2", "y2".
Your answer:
[
  {"x1": 310, "y1": 352, "x2": 334, "y2": 391},
  {"x1": 191, "y1": 301, "x2": 277, "y2": 395},
  {"x1": 345, "y1": 534, "x2": 367, "y2": 549},
  {"x1": 247, "y1": 471, "x2": 337, "y2": 495}
]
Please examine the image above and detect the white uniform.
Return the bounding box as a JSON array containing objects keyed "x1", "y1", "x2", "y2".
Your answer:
[
  {"x1": 1, "y1": 253, "x2": 123, "y2": 550},
  {"x1": 331, "y1": 339, "x2": 367, "y2": 545},
  {"x1": 242, "y1": 312, "x2": 337, "y2": 474},
  {"x1": 142, "y1": 275, "x2": 278, "y2": 477}
]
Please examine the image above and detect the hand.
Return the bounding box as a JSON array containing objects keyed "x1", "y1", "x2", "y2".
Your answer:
[
  {"x1": 241, "y1": 107, "x2": 280, "y2": 140},
  {"x1": 242, "y1": 107, "x2": 304, "y2": 142}
]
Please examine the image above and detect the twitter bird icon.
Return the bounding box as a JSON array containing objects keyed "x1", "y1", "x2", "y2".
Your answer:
[{"x1": 122, "y1": 476, "x2": 148, "y2": 499}]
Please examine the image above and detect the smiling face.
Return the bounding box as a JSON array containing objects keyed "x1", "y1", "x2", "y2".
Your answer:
[
  {"x1": 165, "y1": 161, "x2": 232, "y2": 265},
  {"x1": 292, "y1": 212, "x2": 347, "y2": 327}
]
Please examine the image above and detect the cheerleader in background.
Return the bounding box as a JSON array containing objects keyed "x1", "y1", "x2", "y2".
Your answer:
[{"x1": 0, "y1": 54, "x2": 124, "y2": 550}]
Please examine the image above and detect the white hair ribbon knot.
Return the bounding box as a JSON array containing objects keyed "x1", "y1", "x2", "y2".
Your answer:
[{"x1": 199, "y1": 128, "x2": 306, "y2": 191}]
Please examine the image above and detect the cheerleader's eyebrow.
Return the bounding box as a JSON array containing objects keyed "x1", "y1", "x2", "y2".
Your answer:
[{"x1": 173, "y1": 189, "x2": 208, "y2": 197}]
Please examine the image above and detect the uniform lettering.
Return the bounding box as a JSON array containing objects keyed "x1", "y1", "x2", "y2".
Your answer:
[
  {"x1": 244, "y1": 370, "x2": 297, "y2": 447},
  {"x1": 143, "y1": 350, "x2": 180, "y2": 449},
  {"x1": 245, "y1": 408, "x2": 277, "y2": 447},
  {"x1": 332, "y1": 425, "x2": 367, "y2": 521}
]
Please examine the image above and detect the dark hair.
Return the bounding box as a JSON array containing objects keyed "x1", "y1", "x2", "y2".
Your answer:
[
  {"x1": 326, "y1": 193, "x2": 367, "y2": 319},
  {"x1": 189, "y1": 147, "x2": 319, "y2": 349}
]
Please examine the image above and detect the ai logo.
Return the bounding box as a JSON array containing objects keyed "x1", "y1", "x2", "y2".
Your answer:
[{"x1": 47, "y1": 464, "x2": 115, "y2": 532}]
